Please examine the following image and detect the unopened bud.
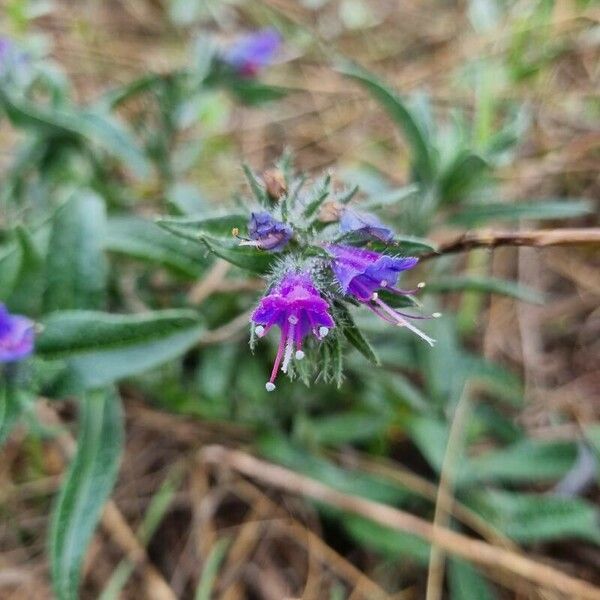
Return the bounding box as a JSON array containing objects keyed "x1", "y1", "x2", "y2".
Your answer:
[
  {"x1": 262, "y1": 169, "x2": 287, "y2": 201},
  {"x1": 318, "y1": 201, "x2": 343, "y2": 223}
]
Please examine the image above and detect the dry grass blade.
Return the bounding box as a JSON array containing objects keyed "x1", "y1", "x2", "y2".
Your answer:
[{"x1": 200, "y1": 445, "x2": 600, "y2": 600}]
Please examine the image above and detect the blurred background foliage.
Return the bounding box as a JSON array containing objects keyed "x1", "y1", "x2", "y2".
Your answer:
[{"x1": 0, "y1": 0, "x2": 599, "y2": 598}]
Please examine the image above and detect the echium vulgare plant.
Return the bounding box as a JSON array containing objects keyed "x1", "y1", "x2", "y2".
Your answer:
[{"x1": 159, "y1": 157, "x2": 440, "y2": 391}]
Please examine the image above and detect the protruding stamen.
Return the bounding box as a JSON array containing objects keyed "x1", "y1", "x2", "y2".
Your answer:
[
  {"x1": 432, "y1": 312, "x2": 442, "y2": 318},
  {"x1": 319, "y1": 326, "x2": 329, "y2": 338},
  {"x1": 371, "y1": 292, "x2": 379, "y2": 300},
  {"x1": 380, "y1": 280, "x2": 388, "y2": 287},
  {"x1": 232, "y1": 227, "x2": 240, "y2": 237},
  {"x1": 417, "y1": 282, "x2": 426, "y2": 289},
  {"x1": 265, "y1": 382, "x2": 276, "y2": 392},
  {"x1": 374, "y1": 296, "x2": 436, "y2": 347},
  {"x1": 295, "y1": 350, "x2": 305, "y2": 360},
  {"x1": 254, "y1": 325, "x2": 265, "y2": 336},
  {"x1": 281, "y1": 322, "x2": 295, "y2": 373}
]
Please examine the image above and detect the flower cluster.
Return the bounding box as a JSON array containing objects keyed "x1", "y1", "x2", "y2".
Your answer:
[
  {"x1": 0, "y1": 304, "x2": 35, "y2": 363},
  {"x1": 241, "y1": 169, "x2": 438, "y2": 391}
]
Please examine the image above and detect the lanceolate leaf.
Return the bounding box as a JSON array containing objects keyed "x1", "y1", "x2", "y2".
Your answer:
[
  {"x1": 0, "y1": 379, "x2": 26, "y2": 446},
  {"x1": 425, "y1": 276, "x2": 544, "y2": 304},
  {"x1": 450, "y1": 199, "x2": 594, "y2": 226},
  {"x1": 156, "y1": 214, "x2": 248, "y2": 240},
  {"x1": 337, "y1": 62, "x2": 433, "y2": 182},
  {"x1": 334, "y1": 302, "x2": 380, "y2": 366},
  {"x1": 449, "y1": 559, "x2": 496, "y2": 600},
  {"x1": 36, "y1": 310, "x2": 204, "y2": 389},
  {"x1": 105, "y1": 216, "x2": 207, "y2": 278},
  {"x1": 50, "y1": 387, "x2": 124, "y2": 600},
  {"x1": 0, "y1": 90, "x2": 150, "y2": 178},
  {"x1": 45, "y1": 192, "x2": 108, "y2": 312}
]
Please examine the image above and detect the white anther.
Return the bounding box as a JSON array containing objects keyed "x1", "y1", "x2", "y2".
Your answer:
[
  {"x1": 254, "y1": 325, "x2": 265, "y2": 336},
  {"x1": 417, "y1": 282, "x2": 426, "y2": 288},
  {"x1": 265, "y1": 382, "x2": 276, "y2": 392},
  {"x1": 371, "y1": 292, "x2": 379, "y2": 301},
  {"x1": 288, "y1": 315, "x2": 299, "y2": 325},
  {"x1": 319, "y1": 326, "x2": 330, "y2": 338},
  {"x1": 295, "y1": 350, "x2": 305, "y2": 360},
  {"x1": 432, "y1": 312, "x2": 442, "y2": 318},
  {"x1": 380, "y1": 280, "x2": 388, "y2": 287}
]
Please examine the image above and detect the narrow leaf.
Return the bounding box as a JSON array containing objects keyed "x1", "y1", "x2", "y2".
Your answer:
[
  {"x1": 337, "y1": 62, "x2": 433, "y2": 182},
  {"x1": 36, "y1": 310, "x2": 203, "y2": 389},
  {"x1": 45, "y1": 192, "x2": 108, "y2": 312},
  {"x1": 450, "y1": 199, "x2": 594, "y2": 226},
  {"x1": 50, "y1": 387, "x2": 124, "y2": 600}
]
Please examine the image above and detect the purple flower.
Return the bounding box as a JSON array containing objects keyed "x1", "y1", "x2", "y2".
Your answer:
[
  {"x1": 0, "y1": 304, "x2": 35, "y2": 363},
  {"x1": 241, "y1": 211, "x2": 292, "y2": 252},
  {"x1": 327, "y1": 245, "x2": 436, "y2": 346},
  {"x1": 0, "y1": 37, "x2": 28, "y2": 78},
  {"x1": 224, "y1": 29, "x2": 281, "y2": 77},
  {"x1": 251, "y1": 272, "x2": 335, "y2": 391},
  {"x1": 340, "y1": 209, "x2": 394, "y2": 242}
]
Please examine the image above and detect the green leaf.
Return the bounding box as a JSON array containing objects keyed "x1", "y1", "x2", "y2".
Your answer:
[
  {"x1": 45, "y1": 192, "x2": 108, "y2": 312},
  {"x1": 228, "y1": 80, "x2": 287, "y2": 106},
  {"x1": 450, "y1": 199, "x2": 594, "y2": 226},
  {"x1": 105, "y1": 216, "x2": 207, "y2": 278},
  {"x1": 334, "y1": 302, "x2": 380, "y2": 365},
  {"x1": 367, "y1": 235, "x2": 437, "y2": 255},
  {"x1": 302, "y1": 173, "x2": 331, "y2": 219},
  {"x1": 157, "y1": 214, "x2": 275, "y2": 273},
  {"x1": 36, "y1": 310, "x2": 204, "y2": 390},
  {"x1": 50, "y1": 387, "x2": 124, "y2": 600},
  {"x1": 344, "y1": 516, "x2": 430, "y2": 564},
  {"x1": 242, "y1": 164, "x2": 269, "y2": 206},
  {"x1": 156, "y1": 214, "x2": 247, "y2": 240},
  {"x1": 301, "y1": 411, "x2": 388, "y2": 446},
  {"x1": 201, "y1": 235, "x2": 276, "y2": 274},
  {"x1": 337, "y1": 61, "x2": 433, "y2": 182},
  {"x1": 438, "y1": 152, "x2": 489, "y2": 205},
  {"x1": 449, "y1": 559, "x2": 496, "y2": 600},
  {"x1": 195, "y1": 537, "x2": 231, "y2": 600},
  {"x1": 0, "y1": 380, "x2": 26, "y2": 446},
  {"x1": 7, "y1": 225, "x2": 47, "y2": 314},
  {"x1": 468, "y1": 439, "x2": 577, "y2": 484},
  {"x1": 468, "y1": 489, "x2": 600, "y2": 544},
  {"x1": 0, "y1": 238, "x2": 22, "y2": 301},
  {"x1": 0, "y1": 90, "x2": 150, "y2": 178},
  {"x1": 258, "y1": 433, "x2": 409, "y2": 504},
  {"x1": 425, "y1": 276, "x2": 544, "y2": 304}
]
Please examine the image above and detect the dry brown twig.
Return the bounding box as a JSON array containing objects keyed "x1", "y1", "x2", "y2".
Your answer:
[
  {"x1": 423, "y1": 228, "x2": 600, "y2": 259},
  {"x1": 200, "y1": 445, "x2": 600, "y2": 600}
]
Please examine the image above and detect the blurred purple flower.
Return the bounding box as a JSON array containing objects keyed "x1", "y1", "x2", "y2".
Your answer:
[
  {"x1": 224, "y1": 29, "x2": 281, "y2": 77},
  {"x1": 340, "y1": 208, "x2": 394, "y2": 242},
  {"x1": 0, "y1": 37, "x2": 28, "y2": 77},
  {"x1": 242, "y1": 211, "x2": 292, "y2": 252},
  {"x1": 251, "y1": 272, "x2": 334, "y2": 391},
  {"x1": 0, "y1": 304, "x2": 35, "y2": 363},
  {"x1": 327, "y1": 245, "x2": 436, "y2": 346}
]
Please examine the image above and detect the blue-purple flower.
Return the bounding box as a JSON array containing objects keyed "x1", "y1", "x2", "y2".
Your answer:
[
  {"x1": 0, "y1": 304, "x2": 35, "y2": 363},
  {"x1": 327, "y1": 245, "x2": 436, "y2": 346},
  {"x1": 224, "y1": 29, "x2": 281, "y2": 77},
  {"x1": 251, "y1": 272, "x2": 335, "y2": 390},
  {"x1": 242, "y1": 211, "x2": 293, "y2": 252},
  {"x1": 340, "y1": 209, "x2": 394, "y2": 242}
]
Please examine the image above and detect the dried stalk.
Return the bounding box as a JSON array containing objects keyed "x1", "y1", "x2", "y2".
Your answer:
[{"x1": 201, "y1": 445, "x2": 600, "y2": 600}]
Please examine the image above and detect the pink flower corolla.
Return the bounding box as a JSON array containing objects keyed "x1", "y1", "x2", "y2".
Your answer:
[
  {"x1": 251, "y1": 272, "x2": 334, "y2": 391},
  {"x1": 327, "y1": 245, "x2": 437, "y2": 346},
  {"x1": 0, "y1": 304, "x2": 35, "y2": 363},
  {"x1": 224, "y1": 29, "x2": 281, "y2": 77}
]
